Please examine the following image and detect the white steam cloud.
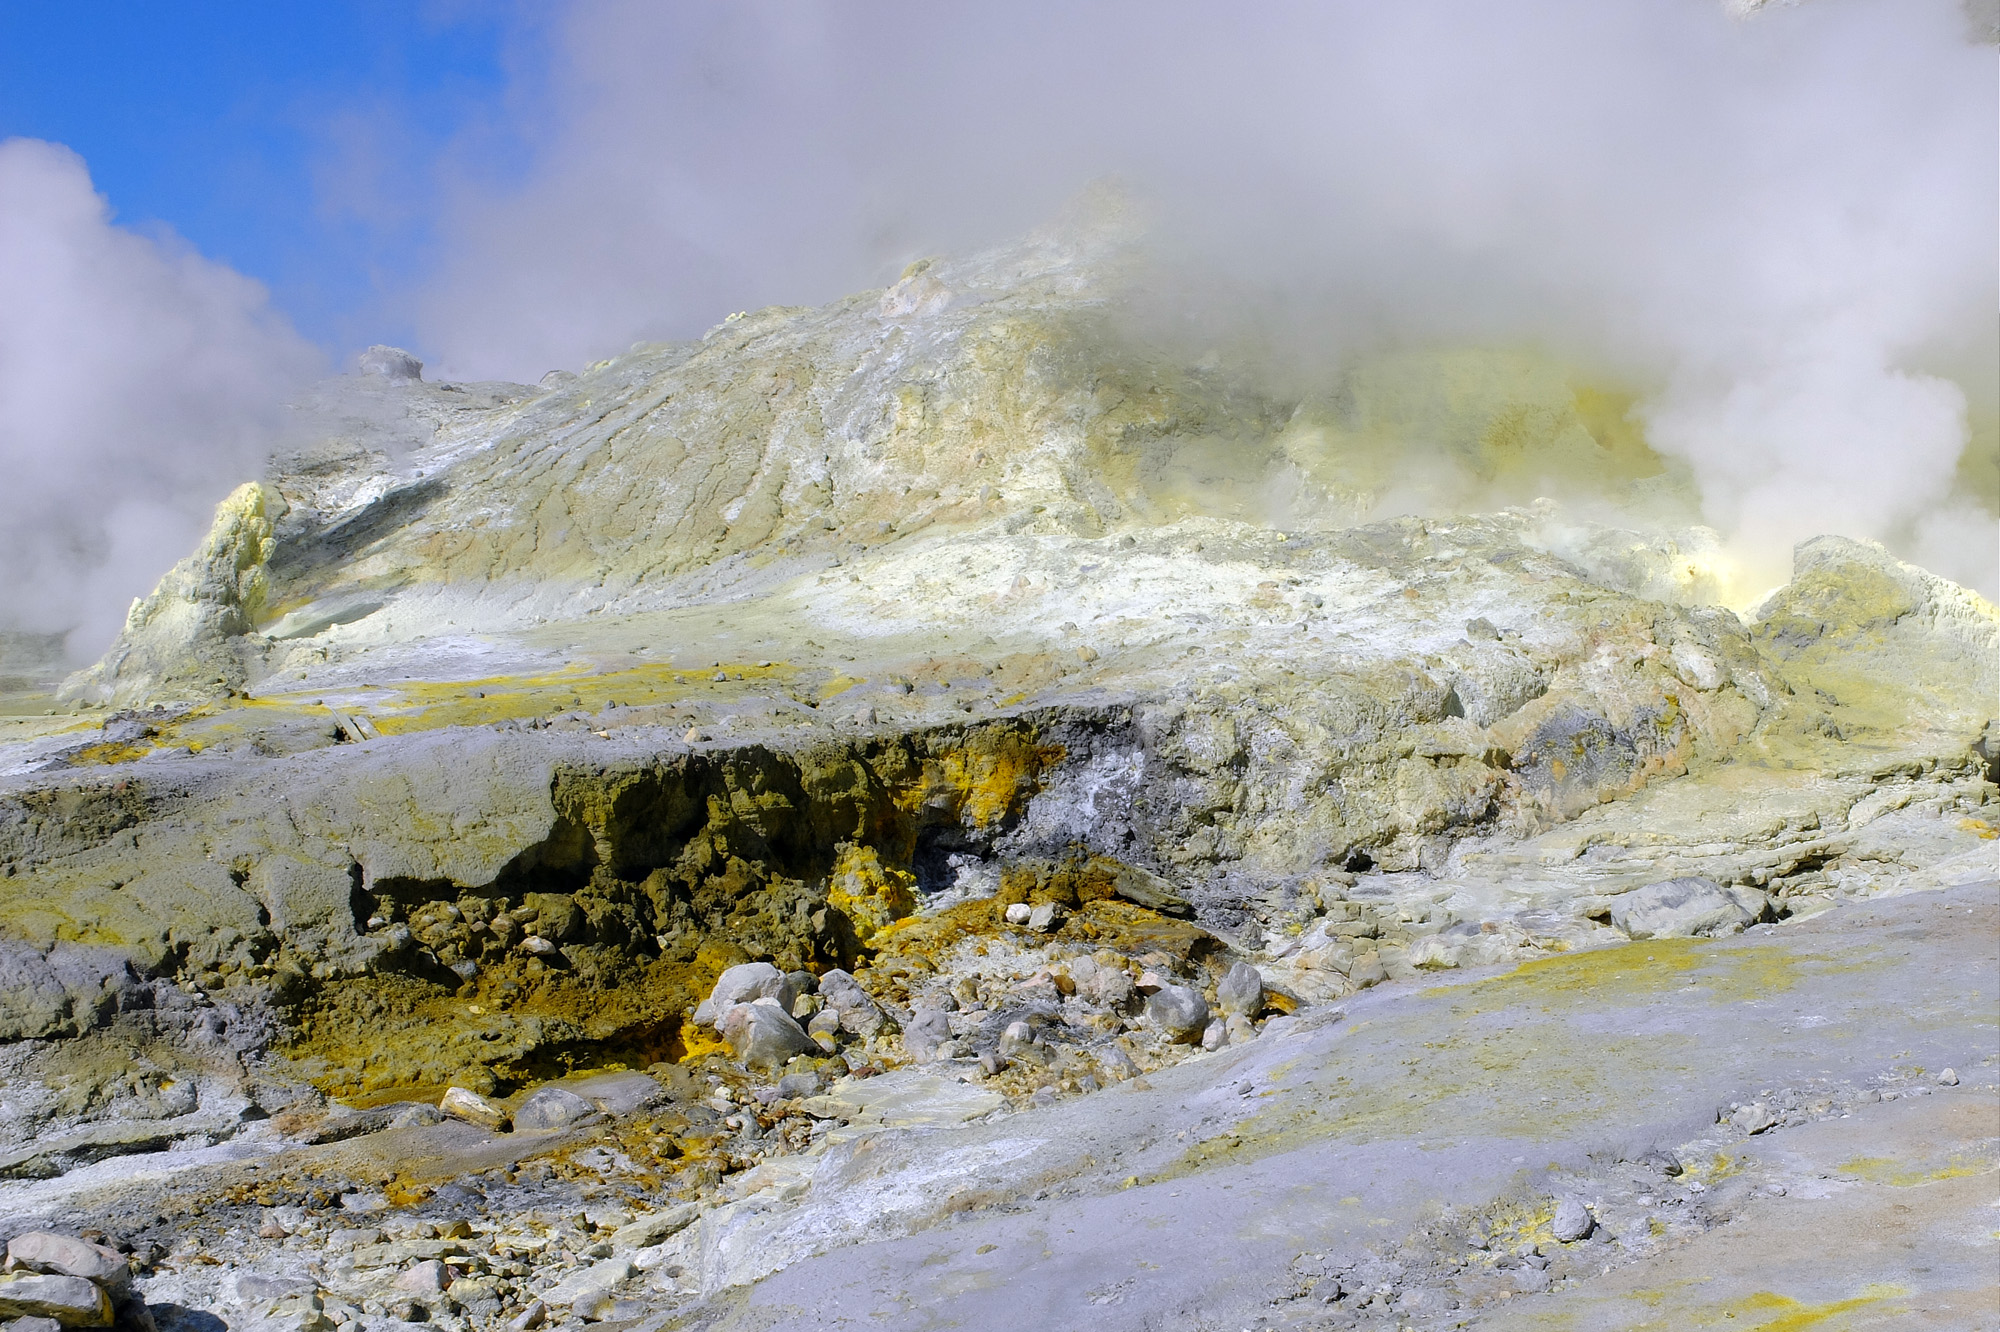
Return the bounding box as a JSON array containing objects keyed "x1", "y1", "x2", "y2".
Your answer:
[
  {"x1": 0, "y1": 139, "x2": 321, "y2": 661},
  {"x1": 408, "y1": 0, "x2": 1997, "y2": 598}
]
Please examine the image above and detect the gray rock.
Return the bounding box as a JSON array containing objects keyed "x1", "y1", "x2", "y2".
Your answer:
[
  {"x1": 7, "y1": 1316, "x2": 63, "y2": 1332},
  {"x1": 1551, "y1": 1196, "x2": 1595, "y2": 1242},
  {"x1": 693, "y1": 962, "x2": 793, "y2": 1027},
  {"x1": 4, "y1": 1234, "x2": 130, "y2": 1296},
  {"x1": 1610, "y1": 877, "x2": 1755, "y2": 940},
  {"x1": 358, "y1": 346, "x2": 423, "y2": 382},
  {"x1": 1217, "y1": 961, "x2": 1264, "y2": 1016},
  {"x1": 719, "y1": 999, "x2": 817, "y2": 1071},
  {"x1": 1938, "y1": 1067, "x2": 1959, "y2": 1086},
  {"x1": 1146, "y1": 985, "x2": 1209, "y2": 1042},
  {"x1": 0, "y1": 1273, "x2": 112, "y2": 1327},
  {"x1": 540, "y1": 1257, "x2": 634, "y2": 1313},
  {"x1": 1026, "y1": 902, "x2": 1064, "y2": 933},
  {"x1": 904, "y1": 1007, "x2": 954, "y2": 1061},
  {"x1": 817, "y1": 969, "x2": 887, "y2": 1036},
  {"x1": 391, "y1": 1261, "x2": 450, "y2": 1297},
  {"x1": 1731, "y1": 1102, "x2": 1778, "y2": 1135},
  {"x1": 512, "y1": 1086, "x2": 595, "y2": 1131},
  {"x1": 1348, "y1": 951, "x2": 1388, "y2": 988},
  {"x1": 389, "y1": 1103, "x2": 443, "y2": 1129},
  {"x1": 610, "y1": 1204, "x2": 698, "y2": 1251},
  {"x1": 1003, "y1": 903, "x2": 1033, "y2": 925},
  {"x1": 505, "y1": 1300, "x2": 545, "y2": 1332},
  {"x1": 1200, "y1": 1018, "x2": 1227, "y2": 1050},
  {"x1": 564, "y1": 1071, "x2": 667, "y2": 1115}
]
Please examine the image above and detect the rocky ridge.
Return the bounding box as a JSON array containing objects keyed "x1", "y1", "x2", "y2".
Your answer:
[{"x1": 0, "y1": 222, "x2": 1993, "y2": 1329}]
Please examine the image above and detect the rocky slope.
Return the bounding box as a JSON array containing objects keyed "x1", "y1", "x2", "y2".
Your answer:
[{"x1": 0, "y1": 223, "x2": 1993, "y2": 1330}]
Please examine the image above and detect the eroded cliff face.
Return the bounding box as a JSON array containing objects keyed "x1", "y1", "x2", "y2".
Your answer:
[{"x1": 0, "y1": 225, "x2": 1992, "y2": 1119}]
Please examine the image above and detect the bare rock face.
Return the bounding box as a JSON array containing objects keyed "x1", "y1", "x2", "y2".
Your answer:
[{"x1": 60, "y1": 482, "x2": 285, "y2": 707}]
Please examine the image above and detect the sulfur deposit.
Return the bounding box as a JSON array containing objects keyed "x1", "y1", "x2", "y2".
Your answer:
[{"x1": 0, "y1": 227, "x2": 1994, "y2": 1332}]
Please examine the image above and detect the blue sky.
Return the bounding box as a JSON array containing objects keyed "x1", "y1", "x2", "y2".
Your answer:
[{"x1": 0, "y1": 1, "x2": 527, "y2": 351}]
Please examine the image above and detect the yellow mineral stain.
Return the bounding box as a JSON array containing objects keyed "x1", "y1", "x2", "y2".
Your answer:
[
  {"x1": 826, "y1": 843, "x2": 918, "y2": 943},
  {"x1": 1725, "y1": 1283, "x2": 1910, "y2": 1330}
]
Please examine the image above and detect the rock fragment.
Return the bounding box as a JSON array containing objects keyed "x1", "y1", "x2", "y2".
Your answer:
[
  {"x1": 719, "y1": 999, "x2": 817, "y2": 1071},
  {"x1": 693, "y1": 962, "x2": 793, "y2": 1026},
  {"x1": 391, "y1": 1261, "x2": 451, "y2": 1297},
  {"x1": 438, "y1": 1087, "x2": 509, "y2": 1131},
  {"x1": 1147, "y1": 984, "x2": 1209, "y2": 1042},
  {"x1": 817, "y1": 969, "x2": 888, "y2": 1036},
  {"x1": 1551, "y1": 1197, "x2": 1595, "y2": 1242},
  {"x1": 1610, "y1": 877, "x2": 1760, "y2": 940},
  {"x1": 0, "y1": 1274, "x2": 112, "y2": 1327},
  {"x1": 1938, "y1": 1068, "x2": 1959, "y2": 1086},
  {"x1": 1217, "y1": 962, "x2": 1264, "y2": 1016},
  {"x1": 611, "y1": 1204, "x2": 698, "y2": 1251},
  {"x1": 904, "y1": 1007, "x2": 954, "y2": 1062},
  {"x1": 4, "y1": 1235, "x2": 129, "y2": 1296},
  {"x1": 512, "y1": 1085, "x2": 595, "y2": 1131},
  {"x1": 1730, "y1": 1102, "x2": 1778, "y2": 1135}
]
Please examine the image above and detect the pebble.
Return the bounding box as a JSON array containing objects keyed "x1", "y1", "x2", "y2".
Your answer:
[
  {"x1": 1026, "y1": 902, "x2": 1064, "y2": 933},
  {"x1": 1938, "y1": 1068, "x2": 1959, "y2": 1086},
  {"x1": 1200, "y1": 1019, "x2": 1227, "y2": 1051},
  {"x1": 1551, "y1": 1197, "x2": 1595, "y2": 1242},
  {"x1": 1003, "y1": 903, "x2": 1033, "y2": 926}
]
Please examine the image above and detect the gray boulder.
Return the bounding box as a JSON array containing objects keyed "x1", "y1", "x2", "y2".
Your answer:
[
  {"x1": 693, "y1": 962, "x2": 793, "y2": 1027},
  {"x1": 1146, "y1": 985, "x2": 1210, "y2": 1042},
  {"x1": 5, "y1": 1234, "x2": 130, "y2": 1296},
  {"x1": 1551, "y1": 1197, "x2": 1595, "y2": 1242},
  {"x1": 0, "y1": 1272, "x2": 112, "y2": 1326},
  {"x1": 720, "y1": 999, "x2": 817, "y2": 1071},
  {"x1": 1610, "y1": 877, "x2": 1761, "y2": 940},
  {"x1": 512, "y1": 1086, "x2": 595, "y2": 1131},
  {"x1": 904, "y1": 1007, "x2": 954, "y2": 1061},
  {"x1": 817, "y1": 969, "x2": 888, "y2": 1036},
  {"x1": 357, "y1": 345, "x2": 423, "y2": 382},
  {"x1": 1217, "y1": 962, "x2": 1264, "y2": 1017}
]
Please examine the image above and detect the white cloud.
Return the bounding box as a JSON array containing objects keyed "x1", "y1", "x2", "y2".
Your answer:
[
  {"x1": 0, "y1": 139, "x2": 321, "y2": 659},
  {"x1": 399, "y1": 0, "x2": 1995, "y2": 598}
]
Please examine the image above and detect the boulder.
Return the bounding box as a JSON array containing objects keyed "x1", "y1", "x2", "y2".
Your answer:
[
  {"x1": 357, "y1": 345, "x2": 423, "y2": 382},
  {"x1": 1217, "y1": 962, "x2": 1264, "y2": 1016},
  {"x1": 719, "y1": 999, "x2": 817, "y2": 1071},
  {"x1": 817, "y1": 969, "x2": 888, "y2": 1036},
  {"x1": 904, "y1": 1007, "x2": 954, "y2": 1061},
  {"x1": 1146, "y1": 985, "x2": 1210, "y2": 1042},
  {"x1": 0, "y1": 1273, "x2": 112, "y2": 1327},
  {"x1": 1610, "y1": 877, "x2": 1758, "y2": 940},
  {"x1": 693, "y1": 963, "x2": 794, "y2": 1027},
  {"x1": 512, "y1": 1086, "x2": 595, "y2": 1131},
  {"x1": 438, "y1": 1087, "x2": 509, "y2": 1131},
  {"x1": 1551, "y1": 1197, "x2": 1595, "y2": 1242},
  {"x1": 563, "y1": 1071, "x2": 666, "y2": 1116},
  {"x1": 610, "y1": 1204, "x2": 698, "y2": 1252},
  {"x1": 4, "y1": 1234, "x2": 130, "y2": 1296}
]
